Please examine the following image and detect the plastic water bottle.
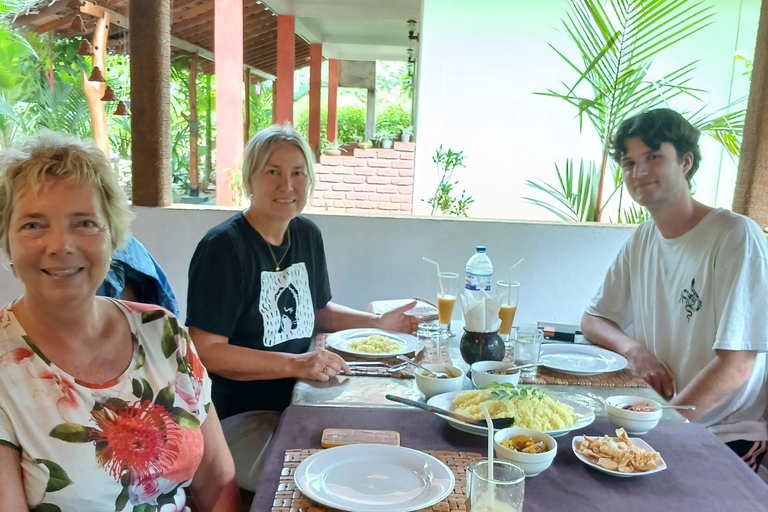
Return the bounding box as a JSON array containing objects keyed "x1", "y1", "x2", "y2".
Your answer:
[{"x1": 465, "y1": 246, "x2": 493, "y2": 294}]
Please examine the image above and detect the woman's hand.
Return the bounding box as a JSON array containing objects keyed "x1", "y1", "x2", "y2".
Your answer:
[
  {"x1": 375, "y1": 301, "x2": 422, "y2": 334},
  {"x1": 292, "y1": 349, "x2": 351, "y2": 381}
]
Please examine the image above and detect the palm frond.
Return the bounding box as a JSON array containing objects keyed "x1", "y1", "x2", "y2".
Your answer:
[{"x1": 524, "y1": 159, "x2": 599, "y2": 222}]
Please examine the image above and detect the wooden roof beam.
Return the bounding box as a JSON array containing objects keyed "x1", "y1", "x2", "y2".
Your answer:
[
  {"x1": 10, "y1": 0, "x2": 69, "y2": 28},
  {"x1": 77, "y1": 0, "x2": 274, "y2": 80}
]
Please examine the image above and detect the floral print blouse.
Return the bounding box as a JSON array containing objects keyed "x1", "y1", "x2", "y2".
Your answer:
[{"x1": 0, "y1": 299, "x2": 211, "y2": 512}]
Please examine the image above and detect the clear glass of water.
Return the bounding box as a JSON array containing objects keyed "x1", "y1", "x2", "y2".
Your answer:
[
  {"x1": 513, "y1": 326, "x2": 543, "y2": 378},
  {"x1": 466, "y1": 459, "x2": 525, "y2": 512}
]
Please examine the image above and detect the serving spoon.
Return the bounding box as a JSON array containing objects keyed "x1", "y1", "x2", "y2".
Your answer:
[
  {"x1": 385, "y1": 394, "x2": 516, "y2": 429},
  {"x1": 483, "y1": 362, "x2": 545, "y2": 374},
  {"x1": 395, "y1": 355, "x2": 451, "y2": 379}
]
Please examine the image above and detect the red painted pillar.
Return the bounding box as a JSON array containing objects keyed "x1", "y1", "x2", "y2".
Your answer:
[
  {"x1": 215, "y1": 0, "x2": 243, "y2": 206},
  {"x1": 308, "y1": 43, "x2": 322, "y2": 157},
  {"x1": 275, "y1": 15, "x2": 295, "y2": 124},
  {"x1": 327, "y1": 58, "x2": 339, "y2": 143}
]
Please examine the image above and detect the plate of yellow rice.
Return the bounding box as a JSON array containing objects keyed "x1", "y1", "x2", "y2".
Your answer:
[
  {"x1": 326, "y1": 328, "x2": 419, "y2": 358},
  {"x1": 427, "y1": 388, "x2": 595, "y2": 437}
]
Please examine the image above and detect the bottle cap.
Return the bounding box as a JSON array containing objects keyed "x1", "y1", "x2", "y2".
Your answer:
[{"x1": 476, "y1": 246, "x2": 486, "y2": 253}]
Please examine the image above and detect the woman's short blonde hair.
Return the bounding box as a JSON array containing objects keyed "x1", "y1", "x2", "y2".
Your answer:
[
  {"x1": 241, "y1": 124, "x2": 316, "y2": 196},
  {"x1": 0, "y1": 130, "x2": 133, "y2": 256}
]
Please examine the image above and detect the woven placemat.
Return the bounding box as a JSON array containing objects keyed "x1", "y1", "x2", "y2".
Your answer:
[
  {"x1": 316, "y1": 333, "x2": 447, "y2": 379},
  {"x1": 438, "y1": 348, "x2": 648, "y2": 388},
  {"x1": 271, "y1": 448, "x2": 481, "y2": 512}
]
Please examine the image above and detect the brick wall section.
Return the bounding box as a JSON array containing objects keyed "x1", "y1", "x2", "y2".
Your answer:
[{"x1": 307, "y1": 142, "x2": 416, "y2": 215}]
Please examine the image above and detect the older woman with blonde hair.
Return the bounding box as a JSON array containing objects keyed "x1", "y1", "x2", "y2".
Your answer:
[
  {"x1": 0, "y1": 131, "x2": 239, "y2": 511},
  {"x1": 186, "y1": 124, "x2": 419, "y2": 491}
]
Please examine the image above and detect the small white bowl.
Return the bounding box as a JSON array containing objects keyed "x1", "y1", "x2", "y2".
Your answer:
[
  {"x1": 605, "y1": 395, "x2": 662, "y2": 435},
  {"x1": 414, "y1": 364, "x2": 464, "y2": 399},
  {"x1": 494, "y1": 427, "x2": 557, "y2": 477},
  {"x1": 470, "y1": 361, "x2": 521, "y2": 389}
]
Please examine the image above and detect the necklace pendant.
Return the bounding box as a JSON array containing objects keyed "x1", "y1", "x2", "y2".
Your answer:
[{"x1": 276, "y1": 265, "x2": 279, "y2": 271}]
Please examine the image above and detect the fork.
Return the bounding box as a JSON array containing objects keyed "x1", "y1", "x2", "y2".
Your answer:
[{"x1": 346, "y1": 361, "x2": 408, "y2": 373}]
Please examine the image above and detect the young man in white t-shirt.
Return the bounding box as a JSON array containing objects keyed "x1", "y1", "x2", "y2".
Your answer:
[{"x1": 582, "y1": 108, "x2": 768, "y2": 471}]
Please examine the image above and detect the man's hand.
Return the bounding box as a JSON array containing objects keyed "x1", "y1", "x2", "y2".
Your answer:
[
  {"x1": 625, "y1": 344, "x2": 674, "y2": 399},
  {"x1": 375, "y1": 301, "x2": 422, "y2": 334},
  {"x1": 581, "y1": 313, "x2": 675, "y2": 399},
  {"x1": 291, "y1": 349, "x2": 351, "y2": 381}
]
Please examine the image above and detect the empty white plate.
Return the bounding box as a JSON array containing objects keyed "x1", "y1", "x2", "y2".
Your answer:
[
  {"x1": 540, "y1": 344, "x2": 627, "y2": 376},
  {"x1": 294, "y1": 444, "x2": 455, "y2": 512}
]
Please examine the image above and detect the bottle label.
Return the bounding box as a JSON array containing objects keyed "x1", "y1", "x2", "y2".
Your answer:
[{"x1": 465, "y1": 273, "x2": 492, "y2": 291}]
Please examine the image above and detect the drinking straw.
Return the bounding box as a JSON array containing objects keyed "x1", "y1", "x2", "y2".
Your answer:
[
  {"x1": 423, "y1": 257, "x2": 444, "y2": 296},
  {"x1": 482, "y1": 403, "x2": 494, "y2": 480},
  {"x1": 507, "y1": 258, "x2": 524, "y2": 305}
]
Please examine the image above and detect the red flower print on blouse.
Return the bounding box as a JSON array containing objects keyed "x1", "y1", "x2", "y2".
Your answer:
[
  {"x1": 0, "y1": 347, "x2": 34, "y2": 365},
  {"x1": 89, "y1": 400, "x2": 182, "y2": 483}
]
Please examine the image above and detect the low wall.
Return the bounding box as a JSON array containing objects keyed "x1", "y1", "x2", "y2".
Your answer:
[
  {"x1": 307, "y1": 142, "x2": 415, "y2": 216},
  {"x1": 0, "y1": 208, "x2": 635, "y2": 326}
]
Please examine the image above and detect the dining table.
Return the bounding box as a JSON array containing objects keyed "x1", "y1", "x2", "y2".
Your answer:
[{"x1": 251, "y1": 330, "x2": 768, "y2": 512}]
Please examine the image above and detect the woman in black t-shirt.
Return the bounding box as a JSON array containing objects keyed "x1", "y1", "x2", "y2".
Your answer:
[{"x1": 186, "y1": 124, "x2": 418, "y2": 492}]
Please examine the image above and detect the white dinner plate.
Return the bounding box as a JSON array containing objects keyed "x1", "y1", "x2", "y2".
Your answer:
[
  {"x1": 572, "y1": 436, "x2": 667, "y2": 477},
  {"x1": 426, "y1": 390, "x2": 595, "y2": 437},
  {"x1": 539, "y1": 344, "x2": 628, "y2": 376},
  {"x1": 294, "y1": 444, "x2": 455, "y2": 512},
  {"x1": 326, "y1": 328, "x2": 419, "y2": 358}
]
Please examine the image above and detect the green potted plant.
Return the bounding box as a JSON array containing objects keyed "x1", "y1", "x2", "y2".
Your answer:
[
  {"x1": 399, "y1": 125, "x2": 414, "y2": 143},
  {"x1": 323, "y1": 139, "x2": 344, "y2": 157},
  {"x1": 376, "y1": 128, "x2": 395, "y2": 149}
]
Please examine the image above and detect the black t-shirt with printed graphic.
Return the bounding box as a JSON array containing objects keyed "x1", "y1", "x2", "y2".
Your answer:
[{"x1": 186, "y1": 213, "x2": 332, "y2": 419}]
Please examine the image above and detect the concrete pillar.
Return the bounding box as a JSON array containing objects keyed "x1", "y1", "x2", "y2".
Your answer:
[
  {"x1": 733, "y1": 0, "x2": 768, "y2": 229},
  {"x1": 244, "y1": 68, "x2": 251, "y2": 144},
  {"x1": 189, "y1": 53, "x2": 199, "y2": 197},
  {"x1": 214, "y1": 0, "x2": 243, "y2": 206},
  {"x1": 327, "y1": 59, "x2": 339, "y2": 143},
  {"x1": 308, "y1": 43, "x2": 322, "y2": 157},
  {"x1": 275, "y1": 15, "x2": 295, "y2": 124},
  {"x1": 365, "y1": 88, "x2": 376, "y2": 142},
  {"x1": 130, "y1": 0, "x2": 171, "y2": 206}
]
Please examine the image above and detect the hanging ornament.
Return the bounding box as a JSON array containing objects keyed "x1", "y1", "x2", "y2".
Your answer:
[
  {"x1": 77, "y1": 38, "x2": 92, "y2": 56},
  {"x1": 101, "y1": 85, "x2": 117, "y2": 101},
  {"x1": 71, "y1": 14, "x2": 86, "y2": 33},
  {"x1": 113, "y1": 100, "x2": 130, "y2": 116},
  {"x1": 88, "y1": 66, "x2": 106, "y2": 82}
]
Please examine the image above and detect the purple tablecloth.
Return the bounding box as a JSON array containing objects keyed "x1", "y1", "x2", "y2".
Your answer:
[{"x1": 252, "y1": 405, "x2": 768, "y2": 512}]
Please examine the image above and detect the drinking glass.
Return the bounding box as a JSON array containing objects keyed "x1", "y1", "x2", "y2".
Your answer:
[
  {"x1": 416, "y1": 321, "x2": 442, "y2": 358},
  {"x1": 437, "y1": 272, "x2": 459, "y2": 337},
  {"x1": 513, "y1": 326, "x2": 543, "y2": 379},
  {"x1": 466, "y1": 459, "x2": 525, "y2": 512},
  {"x1": 496, "y1": 280, "x2": 520, "y2": 346}
]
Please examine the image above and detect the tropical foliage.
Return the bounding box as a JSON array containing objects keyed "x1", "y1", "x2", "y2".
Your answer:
[
  {"x1": 527, "y1": 0, "x2": 747, "y2": 223},
  {"x1": 425, "y1": 145, "x2": 474, "y2": 217}
]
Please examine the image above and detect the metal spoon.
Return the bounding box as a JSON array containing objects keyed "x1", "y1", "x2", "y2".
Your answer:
[
  {"x1": 385, "y1": 394, "x2": 516, "y2": 429},
  {"x1": 483, "y1": 362, "x2": 545, "y2": 375},
  {"x1": 617, "y1": 403, "x2": 696, "y2": 411},
  {"x1": 395, "y1": 355, "x2": 450, "y2": 379}
]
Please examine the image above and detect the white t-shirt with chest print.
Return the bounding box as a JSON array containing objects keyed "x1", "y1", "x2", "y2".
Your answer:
[{"x1": 587, "y1": 208, "x2": 768, "y2": 442}]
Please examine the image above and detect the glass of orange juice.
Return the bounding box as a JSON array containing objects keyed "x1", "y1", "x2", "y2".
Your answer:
[
  {"x1": 497, "y1": 280, "x2": 520, "y2": 345},
  {"x1": 437, "y1": 272, "x2": 459, "y2": 337}
]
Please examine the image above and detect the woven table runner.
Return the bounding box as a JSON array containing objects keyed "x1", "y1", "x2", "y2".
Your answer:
[
  {"x1": 271, "y1": 448, "x2": 481, "y2": 512},
  {"x1": 438, "y1": 348, "x2": 648, "y2": 388},
  {"x1": 316, "y1": 333, "x2": 446, "y2": 379}
]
